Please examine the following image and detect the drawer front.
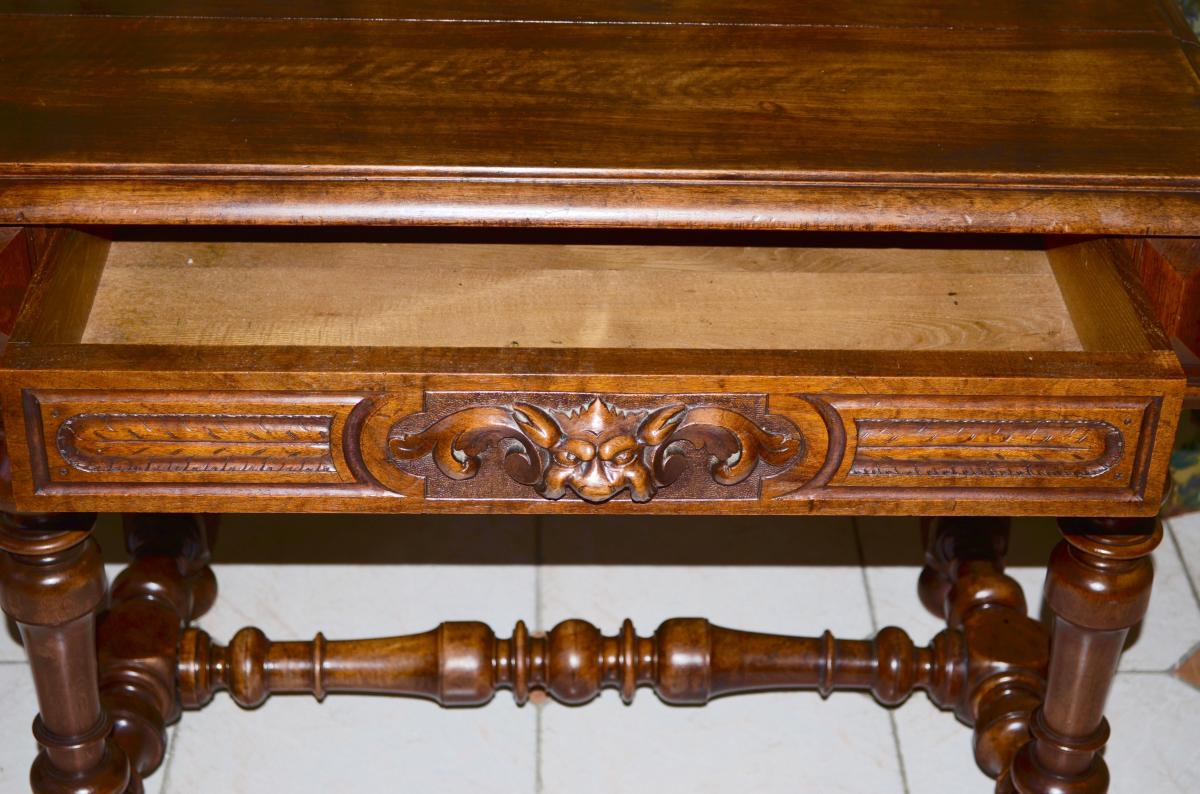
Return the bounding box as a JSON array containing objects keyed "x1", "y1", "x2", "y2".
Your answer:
[
  {"x1": 4, "y1": 366, "x2": 1179, "y2": 516},
  {"x1": 0, "y1": 228, "x2": 1185, "y2": 516}
]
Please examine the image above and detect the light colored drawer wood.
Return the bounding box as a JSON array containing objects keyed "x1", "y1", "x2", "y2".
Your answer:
[{"x1": 0, "y1": 229, "x2": 1184, "y2": 516}]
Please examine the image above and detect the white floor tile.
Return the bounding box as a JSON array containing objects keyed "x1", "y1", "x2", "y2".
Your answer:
[
  {"x1": 855, "y1": 516, "x2": 950, "y2": 644},
  {"x1": 0, "y1": 623, "x2": 19, "y2": 663},
  {"x1": 856, "y1": 517, "x2": 1056, "y2": 642},
  {"x1": 168, "y1": 567, "x2": 539, "y2": 792},
  {"x1": 1121, "y1": 525, "x2": 1200, "y2": 671},
  {"x1": 537, "y1": 516, "x2": 901, "y2": 793},
  {"x1": 194, "y1": 513, "x2": 538, "y2": 641},
  {"x1": 858, "y1": 517, "x2": 1200, "y2": 672},
  {"x1": 1107, "y1": 673, "x2": 1200, "y2": 792},
  {"x1": 167, "y1": 515, "x2": 539, "y2": 793},
  {"x1": 0, "y1": 663, "x2": 40, "y2": 794},
  {"x1": 539, "y1": 515, "x2": 871, "y2": 636},
  {"x1": 891, "y1": 695, "x2": 994, "y2": 794},
  {"x1": 167, "y1": 693, "x2": 536, "y2": 794},
  {"x1": 4, "y1": 511, "x2": 1196, "y2": 793},
  {"x1": 194, "y1": 562, "x2": 536, "y2": 642},
  {"x1": 540, "y1": 692, "x2": 904, "y2": 794},
  {"x1": 892, "y1": 673, "x2": 1200, "y2": 794},
  {"x1": 0, "y1": 664, "x2": 166, "y2": 794},
  {"x1": 1167, "y1": 513, "x2": 1200, "y2": 601}
]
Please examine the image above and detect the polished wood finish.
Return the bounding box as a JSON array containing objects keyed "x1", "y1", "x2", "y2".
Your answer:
[
  {"x1": 1, "y1": 3, "x2": 1199, "y2": 232},
  {"x1": 0, "y1": 234, "x2": 1185, "y2": 516},
  {"x1": 918, "y1": 517, "x2": 1049, "y2": 785},
  {"x1": 3, "y1": 0, "x2": 1177, "y2": 27},
  {"x1": 0, "y1": 227, "x2": 33, "y2": 338},
  {"x1": 0, "y1": 513, "x2": 131, "y2": 794},
  {"x1": 0, "y1": 0, "x2": 1193, "y2": 790},
  {"x1": 169, "y1": 515, "x2": 1046, "y2": 786},
  {"x1": 97, "y1": 514, "x2": 216, "y2": 782},
  {"x1": 1011, "y1": 519, "x2": 1161, "y2": 794},
  {"x1": 179, "y1": 619, "x2": 964, "y2": 710},
  {"x1": 8, "y1": 229, "x2": 110, "y2": 347},
  {"x1": 0, "y1": 511, "x2": 1155, "y2": 788},
  {"x1": 1128, "y1": 239, "x2": 1200, "y2": 356},
  {"x1": 5, "y1": 375, "x2": 1180, "y2": 516}
]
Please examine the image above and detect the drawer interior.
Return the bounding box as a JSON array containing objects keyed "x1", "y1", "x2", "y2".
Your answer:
[
  {"x1": 0, "y1": 227, "x2": 1181, "y2": 517},
  {"x1": 73, "y1": 230, "x2": 1111, "y2": 352},
  {"x1": 6, "y1": 228, "x2": 1166, "y2": 357}
]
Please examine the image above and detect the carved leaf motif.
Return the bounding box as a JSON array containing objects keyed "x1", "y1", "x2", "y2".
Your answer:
[
  {"x1": 387, "y1": 397, "x2": 802, "y2": 503},
  {"x1": 58, "y1": 414, "x2": 335, "y2": 473},
  {"x1": 388, "y1": 406, "x2": 545, "y2": 485},
  {"x1": 653, "y1": 406, "x2": 802, "y2": 487},
  {"x1": 849, "y1": 419, "x2": 1123, "y2": 478}
]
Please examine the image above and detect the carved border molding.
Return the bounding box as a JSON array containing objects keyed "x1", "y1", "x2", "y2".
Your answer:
[
  {"x1": 30, "y1": 393, "x2": 363, "y2": 487},
  {"x1": 58, "y1": 413, "x2": 336, "y2": 474},
  {"x1": 848, "y1": 418, "x2": 1124, "y2": 479},
  {"x1": 777, "y1": 394, "x2": 1156, "y2": 501},
  {"x1": 19, "y1": 388, "x2": 1163, "y2": 510}
]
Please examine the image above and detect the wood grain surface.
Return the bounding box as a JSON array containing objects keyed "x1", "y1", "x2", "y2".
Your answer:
[
  {"x1": 0, "y1": 0, "x2": 1177, "y2": 29},
  {"x1": 0, "y1": 0, "x2": 1197, "y2": 230},
  {"x1": 82, "y1": 241, "x2": 1082, "y2": 351}
]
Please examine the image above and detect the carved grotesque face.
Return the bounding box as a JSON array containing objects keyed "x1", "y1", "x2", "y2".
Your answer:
[{"x1": 512, "y1": 400, "x2": 684, "y2": 503}]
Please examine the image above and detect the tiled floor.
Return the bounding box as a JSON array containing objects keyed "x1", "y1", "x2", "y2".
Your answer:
[{"x1": 3, "y1": 513, "x2": 1200, "y2": 793}]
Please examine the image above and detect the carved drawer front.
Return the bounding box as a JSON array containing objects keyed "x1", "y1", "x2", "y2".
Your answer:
[
  {"x1": 0, "y1": 229, "x2": 1185, "y2": 515},
  {"x1": 13, "y1": 384, "x2": 1171, "y2": 516}
]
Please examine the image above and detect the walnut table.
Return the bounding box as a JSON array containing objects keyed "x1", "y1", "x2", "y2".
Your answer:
[{"x1": 1, "y1": 1, "x2": 1199, "y2": 792}]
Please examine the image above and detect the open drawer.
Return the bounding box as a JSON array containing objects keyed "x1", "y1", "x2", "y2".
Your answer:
[{"x1": 0, "y1": 228, "x2": 1184, "y2": 516}]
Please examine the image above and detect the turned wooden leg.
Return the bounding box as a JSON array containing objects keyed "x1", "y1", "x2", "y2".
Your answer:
[
  {"x1": 919, "y1": 517, "x2": 1050, "y2": 790},
  {"x1": 1010, "y1": 517, "x2": 1161, "y2": 794},
  {"x1": 0, "y1": 512, "x2": 132, "y2": 794},
  {"x1": 98, "y1": 514, "x2": 217, "y2": 781}
]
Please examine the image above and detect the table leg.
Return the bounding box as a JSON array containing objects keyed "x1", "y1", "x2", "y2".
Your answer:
[
  {"x1": 0, "y1": 512, "x2": 132, "y2": 794},
  {"x1": 99, "y1": 514, "x2": 217, "y2": 779},
  {"x1": 918, "y1": 517, "x2": 1049, "y2": 788},
  {"x1": 1010, "y1": 517, "x2": 1161, "y2": 794}
]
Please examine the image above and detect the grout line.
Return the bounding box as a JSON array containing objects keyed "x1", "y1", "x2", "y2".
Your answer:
[
  {"x1": 156, "y1": 721, "x2": 182, "y2": 793},
  {"x1": 850, "y1": 517, "x2": 881, "y2": 630},
  {"x1": 534, "y1": 516, "x2": 545, "y2": 632},
  {"x1": 1165, "y1": 519, "x2": 1200, "y2": 613},
  {"x1": 851, "y1": 517, "x2": 912, "y2": 794},
  {"x1": 534, "y1": 515, "x2": 545, "y2": 794},
  {"x1": 534, "y1": 703, "x2": 545, "y2": 794},
  {"x1": 0, "y1": 659, "x2": 29, "y2": 665},
  {"x1": 888, "y1": 715, "x2": 913, "y2": 794}
]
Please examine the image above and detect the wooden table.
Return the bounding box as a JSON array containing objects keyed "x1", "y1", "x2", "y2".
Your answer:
[{"x1": 1, "y1": 2, "x2": 1198, "y2": 792}]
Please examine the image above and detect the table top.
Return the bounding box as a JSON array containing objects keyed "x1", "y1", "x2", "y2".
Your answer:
[{"x1": 1, "y1": 0, "x2": 1198, "y2": 232}]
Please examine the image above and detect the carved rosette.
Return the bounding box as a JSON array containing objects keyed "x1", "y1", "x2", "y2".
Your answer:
[{"x1": 380, "y1": 394, "x2": 804, "y2": 503}]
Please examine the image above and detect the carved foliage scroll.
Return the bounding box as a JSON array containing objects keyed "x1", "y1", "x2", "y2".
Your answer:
[
  {"x1": 19, "y1": 388, "x2": 1163, "y2": 511},
  {"x1": 380, "y1": 394, "x2": 804, "y2": 503}
]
